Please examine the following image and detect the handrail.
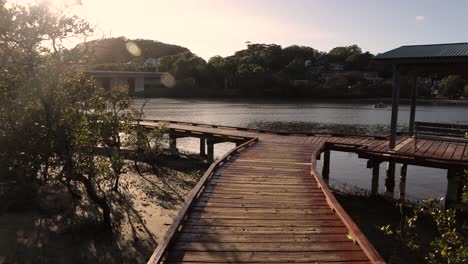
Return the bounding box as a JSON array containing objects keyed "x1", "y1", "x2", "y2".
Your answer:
[
  {"x1": 310, "y1": 149, "x2": 385, "y2": 264},
  {"x1": 139, "y1": 119, "x2": 389, "y2": 140},
  {"x1": 146, "y1": 137, "x2": 259, "y2": 264}
]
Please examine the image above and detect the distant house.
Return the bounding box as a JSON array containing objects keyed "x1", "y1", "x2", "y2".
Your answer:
[
  {"x1": 328, "y1": 63, "x2": 344, "y2": 71},
  {"x1": 363, "y1": 71, "x2": 383, "y2": 82},
  {"x1": 86, "y1": 70, "x2": 171, "y2": 95}
]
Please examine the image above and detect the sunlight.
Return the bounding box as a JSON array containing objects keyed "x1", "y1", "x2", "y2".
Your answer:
[
  {"x1": 125, "y1": 41, "x2": 141, "y2": 57},
  {"x1": 39, "y1": 0, "x2": 82, "y2": 9}
]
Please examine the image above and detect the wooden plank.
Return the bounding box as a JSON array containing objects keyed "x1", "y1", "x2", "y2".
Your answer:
[
  {"x1": 416, "y1": 139, "x2": 434, "y2": 155},
  {"x1": 188, "y1": 212, "x2": 339, "y2": 220},
  {"x1": 191, "y1": 207, "x2": 333, "y2": 214},
  {"x1": 165, "y1": 251, "x2": 369, "y2": 262},
  {"x1": 193, "y1": 202, "x2": 329, "y2": 209},
  {"x1": 145, "y1": 123, "x2": 386, "y2": 264},
  {"x1": 452, "y1": 143, "x2": 467, "y2": 160},
  {"x1": 172, "y1": 241, "x2": 361, "y2": 252},
  {"x1": 423, "y1": 140, "x2": 443, "y2": 157},
  {"x1": 196, "y1": 197, "x2": 329, "y2": 205},
  {"x1": 176, "y1": 233, "x2": 352, "y2": 243},
  {"x1": 184, "y1": 219, "x2": 344, "y2": 227},
  {"x1": 430, "y1": 141, "x2": 450, "y2": 158},
  {"x1": 181, "y1": 226, "x2": 349, "y2": 234},
  {"x1": 147, "y1": 138, "x2": 258, "y2": 264},
  {"x1": 442, "y1": 143, "x2": 458, "y2": 159}
]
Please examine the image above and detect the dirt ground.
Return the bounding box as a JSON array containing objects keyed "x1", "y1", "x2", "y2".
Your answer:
[{"x1": 0, "y1": 153, "x2": 208, "y2": 264}]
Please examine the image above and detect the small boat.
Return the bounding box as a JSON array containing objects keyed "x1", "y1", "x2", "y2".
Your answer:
[{"x1": 374, "y1": 102, "x2": 388, "y2": 109}]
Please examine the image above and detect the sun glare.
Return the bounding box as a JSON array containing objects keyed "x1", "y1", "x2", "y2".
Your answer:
[
  {"x1": 125, "y1": 41, "x2": 142, "y2": 57},
  {"x1": 39, "y1": 0, "x2": 82, "y2": 9}
]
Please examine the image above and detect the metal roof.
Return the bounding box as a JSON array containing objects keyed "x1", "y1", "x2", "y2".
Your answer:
[{"x1": 374, "y1": 43, "x2": 468, "y2": 61}]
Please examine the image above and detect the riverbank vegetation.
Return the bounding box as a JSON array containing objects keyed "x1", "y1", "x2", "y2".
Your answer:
[
  {"x1": 334, "y1": 185, "x2": 468, "y2": 264},
  {"x1": 87, "y1": 38, "x2": 468, "y2": 99}
]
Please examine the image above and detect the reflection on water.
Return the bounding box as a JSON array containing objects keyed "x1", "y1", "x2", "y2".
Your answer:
[
  {"x1": 246, "y1": 121, "x2": 392, "y2": 135},
  {"x1": 138, "y1": 98, "x2": 468, "y2": 201}
]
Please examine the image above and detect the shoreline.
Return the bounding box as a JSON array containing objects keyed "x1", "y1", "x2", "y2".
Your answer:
[{"x1": 132, "y1": 96, "x2": 468, "y2": 106}]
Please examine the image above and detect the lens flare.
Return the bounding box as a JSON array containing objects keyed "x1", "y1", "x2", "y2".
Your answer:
[
  {"x1": 161, "y1": 73, "x2": 176, "y2": 88},
  {"x1": 125, "y1": 41, "x2": 141, "y2": 57}
]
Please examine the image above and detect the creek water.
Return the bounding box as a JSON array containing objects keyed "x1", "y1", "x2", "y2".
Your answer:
[{"x1": 136, "y1": 98, "x2": 468, "y2": 201}]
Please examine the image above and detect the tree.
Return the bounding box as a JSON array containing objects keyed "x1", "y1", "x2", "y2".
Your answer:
[
  {"x1": 79, "y1": 37, "x2": 189, "y2": 68},
  {"x1": 282, "y1": 45, "x2": 320, "y2": 65},
  {"x1": 345, "y1": 52, "x2": 373, "y2": 70},
  {"x1": 0, "y1": 1, "x2": 143, "y2": 230},
  {"x1": 328, "y1": 44, "x2": 362, "y2": 63},
  {"x1": 439, "y1": 75, "x2": 466, "y2": 98}
]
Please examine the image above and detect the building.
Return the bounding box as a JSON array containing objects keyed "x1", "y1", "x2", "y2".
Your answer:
[
  {"x1": 363, "y1": 71, "x2": 383, "y2": 82},
  {"x1": 86, "y1": 70, "x2": 172, "y2": 95}
]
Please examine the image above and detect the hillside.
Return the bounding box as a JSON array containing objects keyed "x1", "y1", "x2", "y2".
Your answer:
[{"x1": 76, "y1": 37, "x2": 190, "y2": 70}]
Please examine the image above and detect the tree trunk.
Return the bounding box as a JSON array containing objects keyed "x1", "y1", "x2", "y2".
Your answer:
[
  {"x1": 76, "y1": 174, "x2": 112, "y2": 230},
  {"x1": 112, "y1": 175, "x2": 120, "y2": 192}
]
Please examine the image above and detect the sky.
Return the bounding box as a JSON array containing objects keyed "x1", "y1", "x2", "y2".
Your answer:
[{"x1": 11, "y1": 0, "x2": 468, "y2": 60}]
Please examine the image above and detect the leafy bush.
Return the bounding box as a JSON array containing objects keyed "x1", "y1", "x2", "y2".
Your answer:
[{"x1": 381, "y1": 198, "x2": 468, "y2": 263}]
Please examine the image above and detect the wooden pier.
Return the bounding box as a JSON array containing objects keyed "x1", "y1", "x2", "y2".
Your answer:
[{"x1": 143, "y1": 120, "x2": 468, "y2": 264}]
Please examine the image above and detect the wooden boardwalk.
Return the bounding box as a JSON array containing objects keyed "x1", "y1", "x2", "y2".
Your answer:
[
  {"x1": 141, "y1": 120, "x2": 468, "y2": 169},
  {"x1": 144, "y1": 120, "x2": 468, "y2": 264}
]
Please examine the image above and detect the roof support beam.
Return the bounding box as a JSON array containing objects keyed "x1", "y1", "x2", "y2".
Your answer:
[
  {"x1": 408, "y1": 74, "x2": 417, "y2": 136},
  {"x1": 389, "y1": 64, "x2": 400, "y2": 150}
]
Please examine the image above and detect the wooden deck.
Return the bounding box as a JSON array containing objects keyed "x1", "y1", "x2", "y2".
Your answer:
[
  {"x1": 143, "y1": 120, "x2": 468, "y2": 264},
  {"x1": 141, "y1": 120, "x2": 468, "y2": 169}
]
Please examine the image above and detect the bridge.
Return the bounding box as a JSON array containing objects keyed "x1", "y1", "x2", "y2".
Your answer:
[{"x1": 140, "y1": 120, "x2": 468, "y2": 264}]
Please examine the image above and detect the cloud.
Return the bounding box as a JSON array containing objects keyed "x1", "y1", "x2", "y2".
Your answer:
[{"x1": 415, "y1": 16, "x2": 425, "y2": 22}]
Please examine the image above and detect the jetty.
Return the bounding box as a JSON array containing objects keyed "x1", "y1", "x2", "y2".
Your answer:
[
  {"x1": 141, "y1": 119, "x2": 467, "y2": 264},
  {"x1": 144, "y1": 43, "x2": 468, "y2": 263}
]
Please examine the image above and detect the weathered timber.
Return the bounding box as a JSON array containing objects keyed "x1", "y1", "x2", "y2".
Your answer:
[{"x1": 141, "y1": 120, "x2": 468, "y2": 264}]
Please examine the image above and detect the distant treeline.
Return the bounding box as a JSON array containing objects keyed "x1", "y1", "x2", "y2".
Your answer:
[{"x1": 84, "y1": 38, "x2": 466, "y2": 99}]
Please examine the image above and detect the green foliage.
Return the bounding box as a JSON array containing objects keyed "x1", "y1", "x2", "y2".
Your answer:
[
  {"x1": 155, "y1": 42, "x2": 385, "y2": 97},
  {"x1": 80, "y1": 37, "x2": 189, "y2": 67},
  {"x1": 439, "y1": 75, "x2": 466, "y2": 98},
  {"x1": 0, "y1": 2, "x2": 160, "y2": 230},
  {"x1": 126, "y1": 113, "x2": 167, "y2": 174},
  {"x1": 381, "y1": 198, "x2": 468, "y2": 263},
  {"x1": 328, "y1": 45, "x2": 362, "y2": 63},
  {"x1": 345, "y1": 52, "x2": 373, "y2": 70}
]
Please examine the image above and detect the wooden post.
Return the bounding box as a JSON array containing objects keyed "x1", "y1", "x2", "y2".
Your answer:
[
  {"x1": 445, "y1": 169, "x2": 462, "y2": 208},
  {"x1": 399, "y1": 164, "x2": 408, "y2": 201},
  {"x1": 322, "y1": 149, "x2": 330, "y2": 184},
  {"x1": 200, "y1": 138, "x2": 206, "y2": 157},
  {"x1": 408, "y1": 75, "x2": 417, "y2": 136},
  {"x1": 389, "y1": 65, "x2": 400, "y2": 150},
  {"x1": 384, "y1": 161, "x2": 396, "y2": 198},
  {"x1": 169, "y1": 135, "x2": 178, "y2": 155},
  {"x1": 207, "y1": 139, "x2": 214, "y2": 163},
  {"x1": 371, "y1": 161, "x2": 380, "y2": 196}
]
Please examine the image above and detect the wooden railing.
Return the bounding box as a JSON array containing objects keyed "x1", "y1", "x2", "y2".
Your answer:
[
  {"x1": 146, "y1": 137, "x2": 259, "y2": 264},
  {"x1": 311, "y1": 147, "x2": 385, "y2": 264},
  {"x1": 415, "y1": 121, "x2": 468, "y2": 138}
]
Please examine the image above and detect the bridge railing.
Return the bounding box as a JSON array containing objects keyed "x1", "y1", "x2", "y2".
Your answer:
[
  {"x1": 146, "y1": 137, "x2": 258, "y2": 264},
  {"x1": 310, "y1": 148, "x2": 385, "y2": 264}
]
